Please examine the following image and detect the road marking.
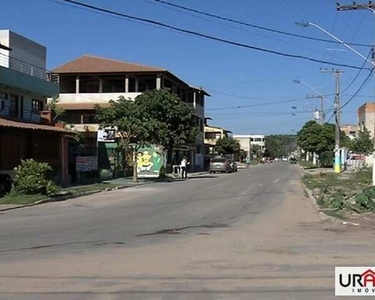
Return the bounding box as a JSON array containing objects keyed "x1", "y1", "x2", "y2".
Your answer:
[{"x1": 273, "y1": 178, "x2": 280, "y2": 183}]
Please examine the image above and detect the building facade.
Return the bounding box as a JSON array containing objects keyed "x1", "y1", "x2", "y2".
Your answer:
[
  {"x1": 204, "y1": 124, "x2": 232, "y2": 155},
  {"x1": 358, "y1": 103, "x2": 375, "y2": 137},
  {"x1": 0, "y1": 30, "x2": 72, "y2": 183},
  {"x1": 340, "y1": 124, "x2": 358, "y2": 140},
  {"x1": 233, "y1": 135, "x2": 265, "y2": 161},
  {"x1": 52, "y1": 55, "x2": 209, "y2": 172}
]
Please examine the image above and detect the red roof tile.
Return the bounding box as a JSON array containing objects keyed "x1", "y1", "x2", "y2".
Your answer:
[
  {"x1": 0, "y1": 118, "x2": 74, "y2": 134},
  {"x1": 52, "y1": 55, "x2": 166, "y2": 74}
]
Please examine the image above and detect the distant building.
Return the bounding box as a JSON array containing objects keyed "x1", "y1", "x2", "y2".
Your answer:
[
  {"x1": 233, "y1": 135, "x2": 265, "y2": 160},
  {"x1": 358, "y1": 103, "x2": 375, "y2": 137},
  {"x1": 340, "y1": 124, "x2": 358, "y2": 140},
  {"x1": 204, "y1": 123, "x2": 232, "y2": 155}
]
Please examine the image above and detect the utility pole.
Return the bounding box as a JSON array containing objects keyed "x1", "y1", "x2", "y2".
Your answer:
[
  {"x1": 321, "y1": 69, "x2": 344, "y2": 173},
  {"x1": 337, "y1": 3, "x2": 375, "y2": 184}
]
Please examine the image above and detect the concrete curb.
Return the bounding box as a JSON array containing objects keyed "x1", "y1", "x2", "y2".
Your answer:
[
  {"x1": 0, "y1": 182, "x2": 153, "y2": 213},
  {"x1": 300, "y1": 181, "x2": 337, "y2": 222}
]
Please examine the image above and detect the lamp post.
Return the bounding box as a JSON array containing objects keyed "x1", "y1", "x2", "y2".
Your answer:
[
  {"x1": 293, "y1": 79, "x2": 326, "y2": 123},
  {"x1": 296, "y1": 20, "x2": 375, "y2": 181}
]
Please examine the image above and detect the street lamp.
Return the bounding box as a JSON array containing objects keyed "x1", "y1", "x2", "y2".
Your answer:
[
  {"x1": 296, "y1": 21, "x2": 375, "y2": 67},
  {"x1": 297, "y1": 19, "x2": 375, "y2": 182},
  {"x1": 293, "y1": 79, "x2": 326, "y2": 123}
]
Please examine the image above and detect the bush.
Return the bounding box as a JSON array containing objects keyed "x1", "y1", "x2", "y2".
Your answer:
[
  {"x1": 159, "y1": 166, "x2": 166, "y2": 178},
  {"x1": 320, "y1": 151, "x2": 334, "y2": 168},
  {"x1": 12, "y1": 159, "x2": 58, "y2": 196}
]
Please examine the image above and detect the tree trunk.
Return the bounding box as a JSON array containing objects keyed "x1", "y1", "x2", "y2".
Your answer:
[
  {"x1": 132, "y1": 147, "x2": 138, "y2": 183},
  {"x1": 166, "y1": 141, "x2": 174, "y2": 173}
]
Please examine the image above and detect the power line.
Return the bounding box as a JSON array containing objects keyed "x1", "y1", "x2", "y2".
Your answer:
[
  {"x1": 58, "y1": 0, "x2": 369, "y2": 71},
  {"x1": 149, "y1": 0, "x2": 372, "y2": 48},
  {"x1": 206, "y1": 97, "x2": 315, "y2": 111},
  {"x1": 327, "y1": 70, "x2": 373, "y2": 122}
]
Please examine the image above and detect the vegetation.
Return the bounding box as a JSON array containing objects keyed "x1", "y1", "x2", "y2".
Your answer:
[
  {"x1": 297, "y1": 121, "x2": 349, "y2": 157},
  {"x1": 96, "y1": 89, "x2": 199, "y2": 181},
  {"x1": 264, "y1": 134, "x2": 296, "y2": 158},
  {"x1": 302, "y1": 169, "x2": 375, "y2": 212},
  {"x1": 45, "y1": 97, "x2": 65, "y2": 120},
  {"x1": 11, "y1": 159, "x2": 58, "y2": 197},
  {"x1": 215, "y1": 136, "x2": 241, "y2": 155},
  {"x1": 135, "y1": 89, "x2": 198, "y2": 167},
  {"x1": 349, "y1": 127, "x2": 373, "y2": 155}
]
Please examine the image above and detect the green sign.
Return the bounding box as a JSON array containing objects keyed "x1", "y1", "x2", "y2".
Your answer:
[{"x1": 137, "y1": 145, "x2": 165, "y2": 178}]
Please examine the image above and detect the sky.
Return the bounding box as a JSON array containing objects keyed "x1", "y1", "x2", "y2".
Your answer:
[{"x1": 2, "y1": 0, "x2": 375, "y2": 135}]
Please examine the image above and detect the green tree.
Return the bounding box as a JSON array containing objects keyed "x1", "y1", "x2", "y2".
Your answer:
[
  {"x1": 215, "y1": 136, "x2": 241, "y2": 155},
  {"x1": 95, "y1": 96, "x2": 157, "y2": 182},
  {"x1": 134, "y1": 89, "x2": 199, "y2": 168},
  {"x1": 349, "y1": 127, "x2": 373, "y2": 155},
  {"x1": 250, "y1": 144, "x2": 261, "y2": 158},
  {"x1": 265, "y1": 135, "x2": 296, "y2": 158},
  {"x1": 297, "y1": 121, "x2": 349, "y2": 159}
]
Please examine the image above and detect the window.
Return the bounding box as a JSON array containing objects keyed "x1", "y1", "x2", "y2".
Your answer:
[
  {"x1": 32, "y1": 99, "x2": 44, "y2": 113},
  {"x1": 0, "y1": 92, "x2": 7, "y2": 111}
]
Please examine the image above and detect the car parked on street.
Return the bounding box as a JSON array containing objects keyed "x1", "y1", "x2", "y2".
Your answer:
[{"x1": 209, "y1": 157, "x2": 232, "y2": 173}]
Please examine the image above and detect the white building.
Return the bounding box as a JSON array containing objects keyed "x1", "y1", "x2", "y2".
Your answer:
[{"x1": 233, "y1": 135, "x2": 265, "y2": 159}]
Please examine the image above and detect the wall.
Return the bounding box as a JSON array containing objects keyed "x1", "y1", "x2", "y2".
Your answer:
[
  {"x1": 58, "y1": 92, "x2": 141, "y2": 104},
  {"x1": 0, "y1": 86, "x2": 44, "y2": 123}
]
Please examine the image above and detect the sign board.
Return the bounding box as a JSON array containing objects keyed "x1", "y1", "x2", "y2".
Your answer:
[
  {"x1": 97, "y1": 129, "x2": 115, "y2": 142},
  {"x1": 76, "y1": 156, "x2": 98, "y2": 172},
  {"x1": 137, "y1": 145, "x2": 166, "y2": 178}
]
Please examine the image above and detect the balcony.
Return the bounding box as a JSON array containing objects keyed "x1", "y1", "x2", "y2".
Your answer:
[
  {"x1": 58, "y1": 92, "x2": 142, "y2": 104},
  {"x1": 0, "y1": 53, "x2": 59, "y2": 96}
]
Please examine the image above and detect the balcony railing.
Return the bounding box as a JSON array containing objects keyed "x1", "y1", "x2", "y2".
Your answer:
[{"x1": 0, "y1": 52, "x2": 57, "y2": 83}]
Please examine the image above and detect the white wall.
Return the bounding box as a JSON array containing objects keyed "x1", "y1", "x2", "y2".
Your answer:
[{"x1": 58, "y1": 92, "x2": 142, "y2": 103}]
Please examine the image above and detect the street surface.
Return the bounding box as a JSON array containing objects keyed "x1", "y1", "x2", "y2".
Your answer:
[{"x1": 0, "y1": 163, "x2": 374, "y2": 299}]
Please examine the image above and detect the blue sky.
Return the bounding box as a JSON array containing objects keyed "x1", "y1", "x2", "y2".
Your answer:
[{"x1": 2, "y1": 0, "x2": 375, "y2": 135}]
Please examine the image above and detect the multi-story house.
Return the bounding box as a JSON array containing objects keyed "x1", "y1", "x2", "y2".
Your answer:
[
  {"x1": 0, "y1": 29, "x2": 72, "y2": 183},
  {"x1": 52, "y1": 55, "x2": 209, "y2": 171},
  {"x1": 204, "y1": 122, "x2": 232, "y2": 155}
]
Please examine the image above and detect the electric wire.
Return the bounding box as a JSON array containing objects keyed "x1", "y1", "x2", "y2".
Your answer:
[{"x1": 57, "y1": 0, "x2": 369, "y2": 71}]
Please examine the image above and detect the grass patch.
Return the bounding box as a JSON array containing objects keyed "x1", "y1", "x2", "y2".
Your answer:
[
  {"x1": 62, "y1": 183, "x2": 120, "y2": 194},
  {"x1": 302, "y1": 168, "x2": 373, "y2": 213},
  {"x1": 299, "y1": 160, "x2": 316, "y2": 169},
  {"x1": 0, "y1": 193, "x2": 47, "y2": 205},
  {"x1": 0, "y1": 182, "x2": 123, "y2": 206}
]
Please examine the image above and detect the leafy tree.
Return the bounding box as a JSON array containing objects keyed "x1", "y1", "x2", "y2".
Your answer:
[
  {"x1": 134, "y1": 89, "x2": 199, "y2": 168},
  {"x1": 265, "y1": 135, "x2": 296, "y2": 158},
  {"x1": 215, "y1": 136, "x2": 241, "y2": 155},
  {"x1": 349, "y1": 127, "x2": 373, "y2": 155},
  {"x1": 297, "y1": 121, "x2": 349, "y2": 159},
  {"x1": 250, "y1": 144, "x2": 261, "y2": 158},
  {"x1": 95, "y1": 96, "x2": 157, "y2": 182}
]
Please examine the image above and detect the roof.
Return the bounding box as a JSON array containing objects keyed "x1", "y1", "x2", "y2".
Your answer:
[
  {"x1": 188, "y1": 85, "x2": 211, "y2": 97},
  {"x1": 0, "y1": 117, "x2": 74, "y2": 134},
  {"x1": 52, "y1": 55, "x2": 166, "y2": 74},
  {"x1": 56, "y1": 102, "x2": 111, "y2": 110}
]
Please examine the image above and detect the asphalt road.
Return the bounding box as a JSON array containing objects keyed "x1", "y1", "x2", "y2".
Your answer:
[{"x1": 0, "y1": 162, "x2": 374, "y2": 299}]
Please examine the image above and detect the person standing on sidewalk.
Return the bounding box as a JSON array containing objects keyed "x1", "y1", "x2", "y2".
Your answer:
[{"x1": 180, "y1": 157, "x2": 189, "y2": 179}]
